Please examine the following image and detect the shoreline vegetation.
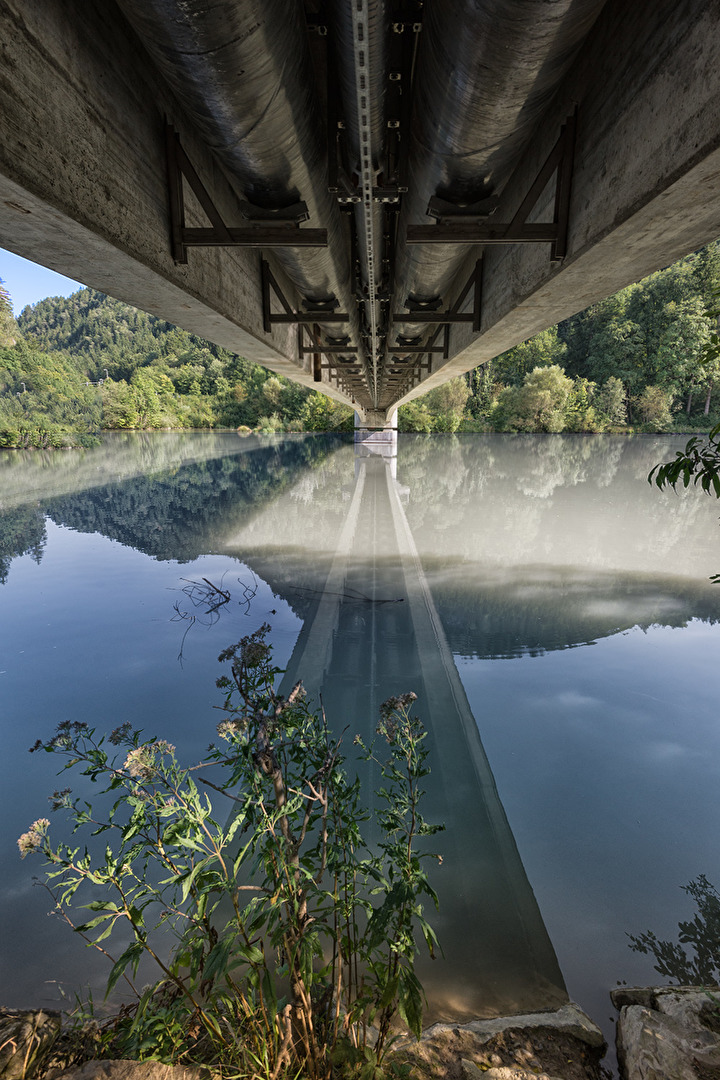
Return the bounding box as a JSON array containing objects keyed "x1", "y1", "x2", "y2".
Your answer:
[
  {"x1": 1, "y1": 241, "x2": 719, "y2": 448},
  {"x1": 17, "y1": 631, "x2": 442, "y2": 1080}
]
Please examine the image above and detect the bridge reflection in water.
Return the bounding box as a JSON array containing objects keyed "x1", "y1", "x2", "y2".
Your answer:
[{"x1": 232, "y1": 442, "x2": 567, "y2": 1023}]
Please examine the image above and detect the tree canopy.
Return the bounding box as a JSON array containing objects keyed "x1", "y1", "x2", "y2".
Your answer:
[{"x1": 1, "y1": 240, "x2": 719, "y2": 443}]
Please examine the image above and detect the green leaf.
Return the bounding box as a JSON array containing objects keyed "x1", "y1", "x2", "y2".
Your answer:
[
  {"x1": 75, "y1": 913, "x2": 115, "y2": 933},
  {"x1": 179, "y1": 855, "x2": 212, "y2": 903},
  {"x1": 261, "y1": 966, "x2": 277, "y2": 1021},
  {"x1": 201, "y1": 935, "x2": 233, "y2": 982},
  {"x1": 397, "y1": 969, "x2": 423, "y2": 1038},
  {"x1": 105, "y1": 940, "x2": 144, "y2": 997},
  {"x1": 233, "y1": 940, "x2": 265, "y2": 967},
  {"x1": 85, "y1": 900, "x2": 120, "y2": 913}
]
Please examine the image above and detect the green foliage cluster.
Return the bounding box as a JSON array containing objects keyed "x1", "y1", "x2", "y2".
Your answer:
[
  {"x1": 0, "y1": 340, "x2": 102, "y2": 448},
  {"x1": 0, "y1": 284, "x2": 352, "y2": 445},
  {"x1": 21, "y1": 629, "x2": 442, "y2": 1079},
  {"x1": 3, "y1": 237, "x2": 719, "y2": 441},
  {"x1": 457, "y1": 242, "x2": 720, "y2": 434}
]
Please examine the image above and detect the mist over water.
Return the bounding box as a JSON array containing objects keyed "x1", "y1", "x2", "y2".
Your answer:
[{"x1": 2, "y1": 432, "x2": 720, "y2": 1053}]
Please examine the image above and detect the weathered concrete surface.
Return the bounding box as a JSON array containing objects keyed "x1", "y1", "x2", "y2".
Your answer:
[
  {"x1": 612, "y1": 986, "x2": 720, "y2": 1080},
  {"x1": 400, "y1": 0, "x2": 720, "y2": 406},
  {"x1": 0, "y1": 0, "x2": 352, "y2": 406},
  {"x1": 420, "y1": 1003, "x2": 606, "y2": 1049}
]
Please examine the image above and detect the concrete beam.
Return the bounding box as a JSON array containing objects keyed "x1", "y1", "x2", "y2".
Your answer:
[
  {"x1": 398, "y1": 0, "x2": 720, "y2": 407},
  {"x1": 0, "y1": 0, "x2": 355, "y2": 407}
]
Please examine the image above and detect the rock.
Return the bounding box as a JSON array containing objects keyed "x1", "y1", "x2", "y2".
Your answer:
[
  {"x1": 52, "y1": 1062, "x2": 214, "y2": 1080},
  {"x1": 0, "y1": 1010, "x2": 61, "y2": 1080},
  {"x1": 610, "y1": 988, "x2": 658, "y2": 1011},
  {"x1": 616, "y1": 1004, "x2": 694, "y2": 1080},
  {"x1": 616, "y1": 1002, "x2": 720, "y2": 1080},
  {"x1": 484, "y1": 1070, "x2": 563, "y2": 1080},
  {"x1": 614, "y1": 987, "x2": 720, "y2": 1079},
  {"x1": 422, "y1": 1002, "x2": 605, "y2": 1050},
  {"x1": 461, "y1": 1063, "x2": 564, "y2": 1080}
]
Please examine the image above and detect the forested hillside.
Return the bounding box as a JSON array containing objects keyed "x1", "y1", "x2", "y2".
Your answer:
[
  {"x1": 455, "y1": 241, "x2": 720, "y2": 434},
  {"x1": 0, "y1": 287, "x2": 350, "y2": 447},
  {"x1": 0, "y1": 239, "x2": 718, "y2": 445}
]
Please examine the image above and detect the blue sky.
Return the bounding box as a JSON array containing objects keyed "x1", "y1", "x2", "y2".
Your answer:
[{"x1": 0, "y1": 248, "x2": 83, "y2": 316}]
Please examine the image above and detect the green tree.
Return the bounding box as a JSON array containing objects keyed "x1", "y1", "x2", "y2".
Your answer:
[
  {"x1": 300, "y1": 392, "x2": 353, "y2": 431},
  {"x1": 492, "y1": 364, "x2": 573, "y2": 432},
  {"x1": 397, "y1": 399, "x2": 434, "y2": 432},
  {"x1": 564, "y1": 376, "x2": 597, "y2": 432},
  {"x1": 635, "y1": 385, "x2": 673, "y2": 431},
  {"x1": 492, "y1": 327, "x2": 567, "y2": 386},
  {"x1": 594, "y1": 376, "x2": 627, "y2": 428},
  {"x1": 0, "y1": 278, "x2": 18, "y2": 347},
  {"x1": 422, "y1": 377, "x2": 471, "y2": 432},
  {"x1": 101, "y1": 378, "x2": 140, "y2": 429}
]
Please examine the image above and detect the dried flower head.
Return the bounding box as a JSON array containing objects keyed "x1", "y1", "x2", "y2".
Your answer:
[
  {"x1": 47, "y1": 720, "x2": 90, "y2": 751},
  {"x1": 380, "y1": 692, "x2": 417, "y2": 719},
  {"x1": 109, "y1": 722, "x2": 133, "y2": 746},
  {"x1": 122, "y1": 741, "x2": 175, "y2": 781},
  {"x1": 241, "y1": 640, "x2": 270, "y2": 668},
  {"x1": 48, "y1": 788, "x2": 72, "y2": 812},
  {"x1": 216, "y1": 718, "x2": 247, "y2": 741},
  {"x1": 17, "y1": 818, "x2": 50, "y2": 858}
]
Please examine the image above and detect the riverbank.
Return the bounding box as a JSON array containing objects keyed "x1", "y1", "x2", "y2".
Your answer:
[
  {"x1": 0, "y1": 1003, "x2": 608, "y2": 1080},
  {"x1": 6, "y1": 990, "x2": 720, "y2": 1080}
]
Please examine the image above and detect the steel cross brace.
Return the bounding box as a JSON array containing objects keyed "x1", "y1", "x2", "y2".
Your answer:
[
  {"x1": 385, "y1": 258, "x2": 483, "y2": 386},
  {"x1": 406, "y1": 110, "x2": 577, "y2": 262},
  {"x1": 165, "y1": 123, "x2": 328, "y2": 263},
  {"x1": 390, "y1": 257, "x2": 483, "y2": 334},
  {"x1": 260, "y1": 259, "x2": 349, "y2": 334}
]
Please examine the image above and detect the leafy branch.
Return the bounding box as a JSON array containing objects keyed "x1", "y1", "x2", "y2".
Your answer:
[{"x1": 20, "y1": 627, "x2": 442, "y2": 1080}]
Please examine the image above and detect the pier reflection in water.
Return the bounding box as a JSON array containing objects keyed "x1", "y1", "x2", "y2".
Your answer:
[
  {"x1": 271, "y1": 447, "x2": 567, "y2": 1021},
  {"x1": 3, "y1": 432, "x2": 720, "y2": 1035}
]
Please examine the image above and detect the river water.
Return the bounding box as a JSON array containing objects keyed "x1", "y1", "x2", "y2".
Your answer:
[{"x1": 2, "y1": 431, "x2": 720, "y2": 1054}]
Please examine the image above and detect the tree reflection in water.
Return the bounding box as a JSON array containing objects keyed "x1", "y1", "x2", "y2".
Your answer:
[{"x1": 628, "y1": 875, "x2": 720, "y2": 985}]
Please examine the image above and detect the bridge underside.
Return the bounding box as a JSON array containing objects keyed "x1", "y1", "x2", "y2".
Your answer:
[{"x1": 1, "y1": 0, "x2": 720, "y2": 424}]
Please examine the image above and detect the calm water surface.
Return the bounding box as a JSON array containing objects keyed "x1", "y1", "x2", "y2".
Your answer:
[{"x1": 2, "y1": 431, "x2": 720, "y2": 1056}]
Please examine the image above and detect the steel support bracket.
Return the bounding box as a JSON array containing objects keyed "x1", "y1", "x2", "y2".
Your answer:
[
  {"x1": 166, "y1": 123, "x2": 328, "y2": 264},
  {"x1": 406, "y1": 110, "x2": 577, "y2": 261},
  {"x1": 391, "y1": 257, "x2": 483, "y2": 333},
  {"x1": 384, "y1": 258, "x2": 483, "y2": 396},
  {"x1": 261, "y1": 259, "x2": 349, "y2": 334}
]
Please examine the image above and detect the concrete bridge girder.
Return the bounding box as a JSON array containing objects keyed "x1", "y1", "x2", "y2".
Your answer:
[
  {"x1": 0, "y1": 0, "x2": 357, "y2": 408},
  {"x1": 396, "y1": 0, "x2": 720, "y2": 408},
  {"x1": 0, "y1": 0, "x2": 719, "y2": 422}
]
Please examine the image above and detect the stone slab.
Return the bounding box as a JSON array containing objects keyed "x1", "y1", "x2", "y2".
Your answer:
[
  {"x1": 422, "y1": 1002, "x2": 605, "y2": 1050},
  {"x1": 615, "y1": 986, "x2": 720, "y2": 1080}
]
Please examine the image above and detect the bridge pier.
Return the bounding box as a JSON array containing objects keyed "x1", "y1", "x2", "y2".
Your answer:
[
  {"x1": 354, "y1": 408, "x2": 397, "y2": 452},
  {"x1": 353, "y1": 409, "x2": 397, "y2": 438}
]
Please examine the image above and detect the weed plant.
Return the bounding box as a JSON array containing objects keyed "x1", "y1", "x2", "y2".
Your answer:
[{"x1": 20, "y1": 626, "x2": 442, "y2": 1079}]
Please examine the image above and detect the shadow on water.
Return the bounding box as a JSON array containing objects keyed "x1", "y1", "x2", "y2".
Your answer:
[{"x1": 270, "y1": 447, "x2": 569, "y2": 1022}]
